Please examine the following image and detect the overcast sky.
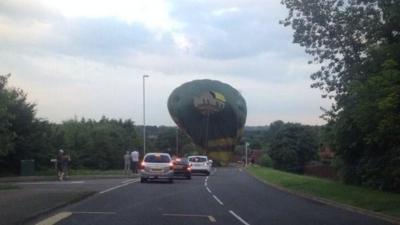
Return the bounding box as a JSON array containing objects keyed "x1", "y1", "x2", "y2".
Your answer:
[{"x1": 0, "y1": 0, "x2": 330, "y2": 126}]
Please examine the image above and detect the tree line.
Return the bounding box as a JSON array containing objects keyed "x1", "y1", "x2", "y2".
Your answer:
[{"x1": 241, "y1": 121, "x2": 321, "y2": 173}]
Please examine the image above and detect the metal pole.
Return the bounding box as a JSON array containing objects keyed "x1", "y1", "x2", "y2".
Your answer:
[
  {"x1": 245, "y1": 142, "x2": 249, "y2": 166},
  {"x1": 176, "y1": 128, "x2": 179, "y2": 156},
  {"x1": 143, "y1": 75, "x2": 149, "y2": 155}
]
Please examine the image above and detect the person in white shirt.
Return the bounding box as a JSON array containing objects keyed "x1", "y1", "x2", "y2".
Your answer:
[{"x1": 130, "y1": 150, "x2": 139, "y2": 173}]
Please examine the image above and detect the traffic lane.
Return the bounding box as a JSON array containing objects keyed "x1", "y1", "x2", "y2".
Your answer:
[
  {"x1": 56, "y1": 174, "x2": 241, "y2": 225},
  {"x1": 207, "y1": 167, "x2": 392, "y2": 225}
]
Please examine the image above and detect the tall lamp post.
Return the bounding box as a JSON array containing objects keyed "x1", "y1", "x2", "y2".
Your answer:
[
  {"x1": 143, "y1": 74, "x2": 149, "y2": 155},
  {"x1": 176, "y1": 128, "x2": 179, "y2": 156},
  {"x1": 245, "y1": 142, "x2": 250, "y2": 166}
]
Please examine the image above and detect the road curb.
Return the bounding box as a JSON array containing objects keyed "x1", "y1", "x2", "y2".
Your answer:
[
  {"x1": 23, "y1": 191, "x2": 96, "y2": 225},
  {"x1": 244, "y1": 168, "x2": 400, "y2": 225}
]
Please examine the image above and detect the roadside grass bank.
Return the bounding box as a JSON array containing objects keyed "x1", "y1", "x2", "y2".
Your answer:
[{"x1": 247, "y1": 166, "x2": 400, "y2": 218}]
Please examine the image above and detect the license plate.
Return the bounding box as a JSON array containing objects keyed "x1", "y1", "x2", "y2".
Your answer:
[
  {"x1": 151, "y1": 168, "x2": 162, "y2": 172},
  {"x1": 175, "y1": 165, "x2": 183, "y2": 169}
]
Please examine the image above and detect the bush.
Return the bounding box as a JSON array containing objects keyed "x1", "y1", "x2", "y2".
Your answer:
[{"x1": 259, "y1": 153, "x2": 273, "y2": 167}]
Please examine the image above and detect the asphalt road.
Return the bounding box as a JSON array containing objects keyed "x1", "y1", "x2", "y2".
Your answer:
[{"x1": 33, "y1": 167, "x2": 391, "y2": 225}]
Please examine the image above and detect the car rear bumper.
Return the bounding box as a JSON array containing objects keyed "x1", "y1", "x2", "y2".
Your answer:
[
  {"x1": 191, "y1": 169, "x2": 210, "y2": 174},
  {"x1": 140, "y1": 170, "x2": 173, "y2": 179},
  {"x1": 173, "y1": 169, "x2": 191, "y2": 176}
]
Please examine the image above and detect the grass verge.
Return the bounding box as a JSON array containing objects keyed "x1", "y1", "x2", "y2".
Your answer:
[{"x1": 247, "y1": 166, "x2": 400, "y2": 218}]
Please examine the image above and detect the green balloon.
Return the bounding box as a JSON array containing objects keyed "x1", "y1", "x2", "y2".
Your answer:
[{"x1": 168, "y1": 79, "x2": 247, "y2": 151}]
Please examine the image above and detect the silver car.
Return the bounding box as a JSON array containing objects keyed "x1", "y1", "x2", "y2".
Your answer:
[{"x1": 140, "y1": 153, "x2": 174, "y2": 183}]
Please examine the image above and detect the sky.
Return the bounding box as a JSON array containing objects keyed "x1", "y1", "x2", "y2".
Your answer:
[{"x1": 0, "y1": 0, "x2": 330, "y2": 126}]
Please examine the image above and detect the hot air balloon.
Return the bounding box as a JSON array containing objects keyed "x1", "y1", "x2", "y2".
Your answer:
[{"x1": 167, "y1": 79, "x2": 247, "y2": 161}]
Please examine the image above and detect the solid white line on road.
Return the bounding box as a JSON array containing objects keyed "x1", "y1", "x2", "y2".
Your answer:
[
  {"x1": 19, "y1": 181, "x2": 85, "y2": 185},
  {"x1": 212, "y1": 195, "x2": 224, "y2": 205},
  {"x1": 162, "y1": 213, "x2": 216, "y2": 223},
  {"x1": 35, "y1": 212, "x2": 72, "y2": 225},
  {"x1": 206, "y1": 187, "x2": 212, "y2": 193},
  {"x1": 121, "y1": 178, "x2": 139, "y2": 184},
  {"x1": 229, "y1": 210, "x2": 250, "y2": 225},
  {"x1": 70, "y1": 211, "x2": 116, "y2": 215},
  {"x1": 99, "y1": 179, "x2": 139, "y2": 194}
]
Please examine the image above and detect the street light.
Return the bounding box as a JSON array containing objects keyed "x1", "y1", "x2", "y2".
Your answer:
[
  {"x1": 143, "y1": 74, "x2": 149, "y2": 155},
  {"x1": 245, "y1": 142, "x2": 250, "y2": 166},
  {"x1": 176, "y1": 128, "x2": 179, "y2": 156}
]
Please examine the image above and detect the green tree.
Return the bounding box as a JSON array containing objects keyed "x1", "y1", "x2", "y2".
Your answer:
[
  {"x1": 334, "y1": 59, "x2": 400, "y2": 189},
  {"x1": 268, "y1": 123, "x2": 319, "y2": 172},
  {"x1": 281, "y1": 0, "x2": 399, "y2": 100},
  {"x1": 0, "y1": 74, "x2": 52, "y2": 173},
  {"x1": 0, "y1": 74, "x2": 15, "y2": 157}
]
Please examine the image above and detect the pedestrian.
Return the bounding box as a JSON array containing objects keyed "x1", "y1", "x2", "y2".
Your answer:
[
  {"x1": 130, "y1": 150, "x2": 139, "y2": 174},
  {"x1": 124, "y1": 151, "x2": 131, "y2": 175},
  {"x1": 56, "y1": 149, "x2": 65, "y2": 181},
  {"x1": 63, "y1": 152, "x2": 71, "y2": 179}
]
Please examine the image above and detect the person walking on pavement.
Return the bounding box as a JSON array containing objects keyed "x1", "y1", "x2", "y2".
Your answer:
[
  {"x1": 124, "y1": 151, "x2": 131, "y2": 175},
  {"x1": 56, "y1": 149, "x2": 65, "y2": 181},
  {"x1": 63, "y1": 151, "x2": 71, "y2": 179},
  {"x1": 130, "y1": 150, "x2": 139, "y2": 174}
]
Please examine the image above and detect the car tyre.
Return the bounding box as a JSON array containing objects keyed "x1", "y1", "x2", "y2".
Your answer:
[
  {"x1": 140, "y1": 177, "x2": 147, "y2": 183},
  {"x1": 205, "y1": 171, "x2": 210, "y2": 176},
  {"x1": 168, "y1": 178, "x2": 174, "y2": 183},
  {"x1": 187, "y1": 175, "x2": 192, "y2": 180}
]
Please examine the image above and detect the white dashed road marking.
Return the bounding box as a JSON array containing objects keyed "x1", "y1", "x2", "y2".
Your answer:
[
  {"x1": 206, "y1": 187, "x2": 212, "y2": 193},
  {"x1": 212, "y1": 195, "x2": 224, "y2": 205},
  {"x1": 229, "y1": 210, "x2": 250, "y2": 225}
]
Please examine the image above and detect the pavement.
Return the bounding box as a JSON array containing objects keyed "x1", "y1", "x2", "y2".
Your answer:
[
  {"x1": 0, "y1": 176, "x2": 138, "y2": 225},
  {"x1": 24, "y1": 167, "x2": 394, "y2": 225}
]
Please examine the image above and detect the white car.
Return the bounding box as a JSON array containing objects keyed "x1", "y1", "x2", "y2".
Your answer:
[
  {"x1": 140, "y1": 153, "x2": 174, "y2": 183},
  {"x1": 188, "y1": 155, "x2": 212, "y2": 175}
]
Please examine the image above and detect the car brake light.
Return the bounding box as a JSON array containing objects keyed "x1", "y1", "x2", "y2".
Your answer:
[
  {"x1": 187, "y1": 166, "x2": 192, "y2": 171},
  {"x1": 140, "y1": 161, "x2": 146, "y2": 169},
  {"x1": 169, "y1": 162, "x2": 174, "y2": 170}
]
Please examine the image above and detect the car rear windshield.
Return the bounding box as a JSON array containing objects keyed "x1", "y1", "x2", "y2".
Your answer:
[
  {"x1": 189, "y1": 157, "x2": 207, "y2": 162},
  {"x1": 144, "y1": 155, "x2": 170, "y2": 163},
  {"x1": 174, "y1": 158, "x2": 189, "y2": 164}
]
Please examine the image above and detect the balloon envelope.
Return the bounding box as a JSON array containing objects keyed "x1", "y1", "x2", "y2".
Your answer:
[{"x1": 168, "y1": 79, "x2": 247, "y2": 152}]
